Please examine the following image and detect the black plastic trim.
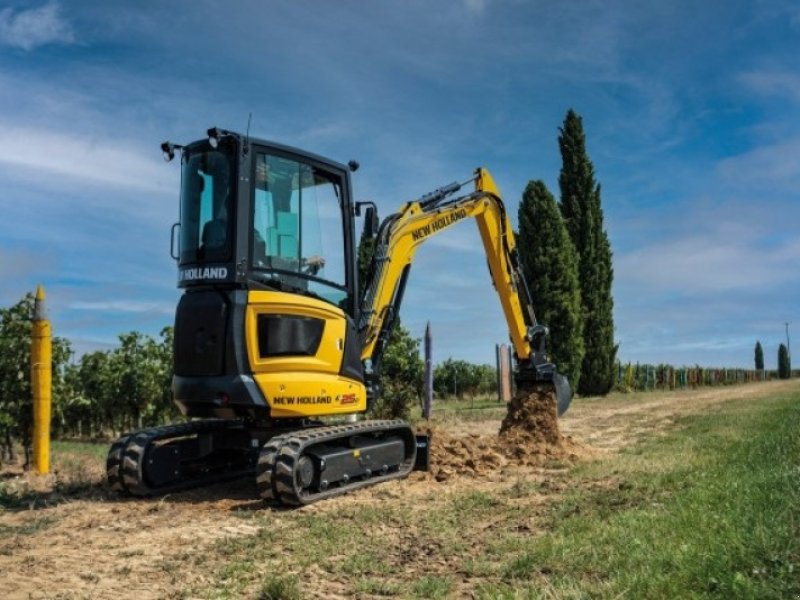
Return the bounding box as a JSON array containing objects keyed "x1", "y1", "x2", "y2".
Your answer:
[
  {"x1": 340, "y1": 315, "x2": 364, "y2": 382},
  {"x1": 257, "y1": 314, "x2": 324, "y2": 358},
  {"x1": 173, "y1": 373, "x2": 268, "y2": 420}
]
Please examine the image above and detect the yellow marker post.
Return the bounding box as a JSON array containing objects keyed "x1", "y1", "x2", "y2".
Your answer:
[{"x1": 31, "y1": 284, "x2": 52, "y2": 474}]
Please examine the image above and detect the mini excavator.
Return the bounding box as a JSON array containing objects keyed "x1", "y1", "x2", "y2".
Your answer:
[{"x1": 106, "y1": 128, "x2": 571, "y2": 506}]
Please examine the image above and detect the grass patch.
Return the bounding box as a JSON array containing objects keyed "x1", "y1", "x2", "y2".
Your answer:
[
  {"x1": 0, "y1": 484, "x2": 30, "y2": 510},
  {"x1": 164, "y1": 385, "x2": 800, "y2": 598},
  {"x1": 497, "y1": 390, "x2": 800, "y2": 598},
  {"x1": 411, "y1": 574, "x2": 453, "y2": 598},
  {"x1": 355, "y1": 577, "x2": 403, "y2": 596},
  {"x1": 0, "y1": 513, "x2": 58, "y2": 536},
  {"x1": 257, "y1": 573, "x2": 301, "y2": 600},
  {"x1": 453, "y1": 490, "x2": 502, "y2": 511},
  {"x1": 504, "y1": 479, "x2": 544, "y2": 499},
  {"x1": 0, "y1": 439, "x2": 108, "y2": 509},
  {"x1": 51, "y1": 439, "x2": 109, "y2": 461}
]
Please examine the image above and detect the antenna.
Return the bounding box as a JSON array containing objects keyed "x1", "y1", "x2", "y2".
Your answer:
[{"x1": 243, "y1": 113, "x2": 252, "y2": 155}]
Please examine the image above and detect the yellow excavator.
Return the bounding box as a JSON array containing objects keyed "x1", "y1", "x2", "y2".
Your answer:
[{"x1": 106, "y1": 127, "x2": 571, "y2": 506}]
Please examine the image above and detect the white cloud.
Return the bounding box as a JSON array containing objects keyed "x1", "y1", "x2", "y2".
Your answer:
[
  {"x1": 617, "y1": 231, "x2": 800, "y2": 294},
  {"x1": 0, "y1": 2, "x2": 75, "y2": 50},
  {"x1": 739, "y1": 70, "x2": 800, "y2": 103},
  {"x1": 421, "y1": 223, "x2": 485, "y2": 253},
  {"x1": 69, "y1": 300, "x2": 174, "y2": 315},
  {"x1": 463, "y1": 0, "x2": 488, "y2": 16},
  {"x1": 716, "y1": 137, "x2": 800, "y2": 187},
  {"x1": 0, "y1": 124, "x2": 170, "y2": 193}
]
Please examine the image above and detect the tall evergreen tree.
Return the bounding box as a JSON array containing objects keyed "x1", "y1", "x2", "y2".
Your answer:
[
  {"x1": 517, "y1": 180, "x2": 584, "y2": 392},
  {"x1": 754, "y1": 341, "x2": 764, "y2": 371},
  {"x1": 778, "y1": 343, "x2": 791, "y2": 379},
  {"x1": 558, "y1": 109, "x2": 616, "y2": 395}
]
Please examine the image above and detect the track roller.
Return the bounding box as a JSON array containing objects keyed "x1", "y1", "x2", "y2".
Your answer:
[{"x1": 256, "y1": 420, "x2": 416, "y2": 506}]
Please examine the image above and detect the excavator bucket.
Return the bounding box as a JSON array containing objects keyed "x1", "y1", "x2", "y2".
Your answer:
[
  {"x1": 554, "y1": 372, "x2": 572, "y2": 416},
  {"x1": 514, "y1": 367, "x2": 572, "y2": 417}
]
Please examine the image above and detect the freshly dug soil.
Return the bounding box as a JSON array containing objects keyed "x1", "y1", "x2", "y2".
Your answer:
[
  {"x1": 424, "y1": 383, "x2": 568, "y2": 480},
  {"x1": 497, "y1": 383, "x2": 565, "y2": 465},
  {"x1": 425, "y1": 429, "x2": 506, "y2": 482}
]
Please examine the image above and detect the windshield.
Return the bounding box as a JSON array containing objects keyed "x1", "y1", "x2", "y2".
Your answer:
[
  {"x1": 179, "y1": 149, "x2": 234, "y2": 264},
  {"x1": 251, "y1": 152, "x2": 346, "y2": 306}
]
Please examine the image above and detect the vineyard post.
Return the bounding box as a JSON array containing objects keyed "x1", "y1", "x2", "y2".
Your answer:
[
  {"x1": 31, "y1": 284, "x2": 52, "y2": 474},
  {"x1": 423, "y1": 322, "x2": 432, "y2": 419}
]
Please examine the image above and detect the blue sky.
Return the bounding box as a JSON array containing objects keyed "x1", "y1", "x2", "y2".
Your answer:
[{"x1": 0, "y1": 0, "x2": 797, "y2": 370}]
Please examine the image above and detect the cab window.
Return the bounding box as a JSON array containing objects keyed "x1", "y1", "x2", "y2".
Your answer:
[
  {"x1": 179, "y1": 150, "x2": 233, "y2": 264},
  {"x1": 252, "y1": 152, "x2": 346, "y2": 305}
]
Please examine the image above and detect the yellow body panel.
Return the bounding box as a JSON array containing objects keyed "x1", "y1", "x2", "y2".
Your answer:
[
  {"x1": 255, "y1": 372, "x2": 365, "y2": 418},
  {"x1": 246, "y1": 290, "x2": 367, "y2": 417}
]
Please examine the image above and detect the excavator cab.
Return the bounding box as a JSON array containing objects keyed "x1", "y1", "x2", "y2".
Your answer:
[
  {"x1": 171, "y1": 130, "x2": 367, "y2": 424},
  {"x1": 175, "y1": 131, "x2": 356, "y2": 303}
]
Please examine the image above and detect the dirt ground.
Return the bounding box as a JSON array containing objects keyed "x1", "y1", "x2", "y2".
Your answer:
[{"x1": 2, "y1": 379, "x2": 797, "y2": 599}]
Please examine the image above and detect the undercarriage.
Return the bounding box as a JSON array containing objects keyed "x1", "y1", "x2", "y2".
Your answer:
[{"x1": 106, "y1": 418, "x2": 418, "y2": 506}]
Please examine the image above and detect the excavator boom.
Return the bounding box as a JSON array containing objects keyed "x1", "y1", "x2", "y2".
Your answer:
[{"x1": 359, "y1": 168, "x2": 572, "y2": 414}]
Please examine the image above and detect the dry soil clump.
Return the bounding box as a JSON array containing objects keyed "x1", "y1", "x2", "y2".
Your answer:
[{"x1": 425, "y1": 429, "x2": 506, "y2": 482}]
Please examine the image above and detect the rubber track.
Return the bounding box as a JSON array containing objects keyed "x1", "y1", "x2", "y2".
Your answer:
[
  {"x1": 257, "y1": 419, "x2": 415, "y2": 507},
  {"x1": 255, "y1": 432, "x2": 293, "y2": 502},
  {"x1": 106, "y1": 434, "x2": 131, "y2": 493},
  {"x1": 108, "y1": 419, "x2": 255, "y2": 497}
]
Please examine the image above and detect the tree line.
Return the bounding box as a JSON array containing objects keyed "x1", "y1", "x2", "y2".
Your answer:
[{"x1": 0, "y1": 293, "x2": 175, "y2": 464}]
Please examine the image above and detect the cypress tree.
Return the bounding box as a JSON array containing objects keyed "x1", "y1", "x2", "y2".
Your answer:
[
  {"x1": 778, "y1": 343, "x2": 791, "y2": 379},
  {"x1": 558, "y1": 109, "x2": 616, "y2": 395},
  {"x1": 518, "y1": 180, "x2": 584, "y2": 391},
  {"x1": 754, "y1": 341, "x2": 764, "y2": 371}
]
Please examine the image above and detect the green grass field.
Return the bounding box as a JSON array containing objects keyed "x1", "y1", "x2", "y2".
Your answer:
[{"x1": 478, "y1": 388, "x2": 800, "y2": 599}]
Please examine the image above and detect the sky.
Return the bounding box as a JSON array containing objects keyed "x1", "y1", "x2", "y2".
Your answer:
[{"x1": 0, "y1": 0, "x2": 798, "y2": 370}]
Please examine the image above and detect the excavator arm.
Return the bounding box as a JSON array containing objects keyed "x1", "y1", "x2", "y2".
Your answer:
[{"x1": 358, "y1": 168, "x2": 572, "y2": 414}]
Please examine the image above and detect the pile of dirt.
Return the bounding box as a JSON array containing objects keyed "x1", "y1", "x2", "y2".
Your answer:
[
  {"x1": 497, "y1": 384, "x2": 566, "y2": 465},
  {"x1": 423, "y1": 384, "x2": 570, "y2": 480},
  {"x1": 425, "y1": 429, "x2": 506, "y2": 482},
  {"x1": 499, "y1": 384, "x2": 563, "y2": 444}
]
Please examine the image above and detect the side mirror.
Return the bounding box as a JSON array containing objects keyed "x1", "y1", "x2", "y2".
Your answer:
[
  {"x1": 364, "y1": 206, "x2": 379, "y2": 239},
  {"x1": 356, "y1": 201, "x2": 380, "y2": 239}
]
